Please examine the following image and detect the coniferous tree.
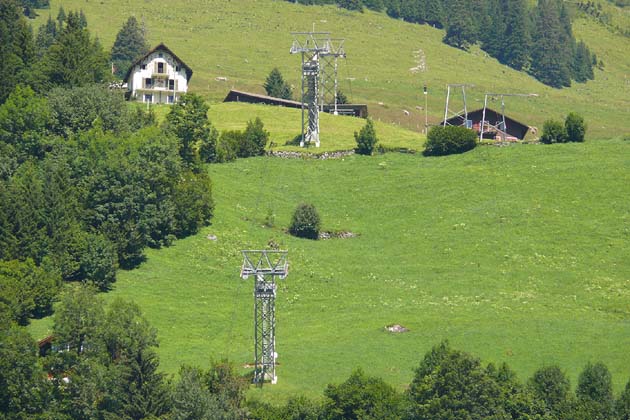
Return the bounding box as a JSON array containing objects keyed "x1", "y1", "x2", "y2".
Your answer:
[
  {"x1": 0, "y1": 0, "x2": 35, "y2": 104},
  {"x1": 56, "y1": 5, "x2": 65, "y2": 30},
  {"x1": 111, "y1": 16, "x2": 149, "y2": 79},
  {"x1": 424, "y1": 0, "x2": 446, "y2": 27},
  {"x1": 572, "y1": 41, "x2": 594, "y2": 82},
  {"x1": 78, "y1": 8, "x2": 87, "y2": 28},
  {"x1": 443, "y1": 0, "x2": 477, "y2": 49},
  {"x1": 264, "y1": 67, "x2": 292, "y2": 100},
  {"x1": 530, "y1": 0, "x2": 571, "y2": 88},
  {"x1": 385, "y1": 0, "x2": 401, "y2": 18},
  {"x1": 362, "y1": 0, "x2": 384, "y2": 11},
  {"x1": 39, "y1": 10, "x2": 109, "y2": 89},
  {"x1": 502, "y1": 0, "x2": 530, "y2": 70},
  {"x1": 338, "y1": 0, "x2": 363, "y2": 11},
  {"x1": 35, "y1": 14, "x2": 57, "y2": 57},
  {"x1": 480, "y1": 0, "x2": 506, "y2": 58}
]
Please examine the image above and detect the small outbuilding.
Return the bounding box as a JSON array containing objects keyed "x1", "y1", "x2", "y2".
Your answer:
[
  {"x1": 444, "y1": 108, "x2": 531, "y2": 141},
  {"x1": 223, "y1": 89, "x2": 368, "y2": 118},
  {"x1": 123, "y1": 43, "x2": 193, "y2": 104}
]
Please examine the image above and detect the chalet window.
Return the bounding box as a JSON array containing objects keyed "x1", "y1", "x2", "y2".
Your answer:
[
  {"x1": 144, "y1": 94, "x2": 153, "y2": 103},
  {"x1": 167, "y1": 95, "x2": 174, "y2": 104},
  {"x1": 141, "y1": 64, "x2": 146, "y2": 70},
  {"x1": 158, "y1": 53, "x2": 163, "y2": 58},
  {"x1": 145, "y1": 78, "x2": 152, "y2": 88},
  {"x1": 157, "y1": 62, "x2": 165, "y2": 73},
  {"x1": 168, "y1": 79, "x2": 175, "y2": 90},
  {"x1": 175, "y1": 65, "x2": 181, "y2": 72}
]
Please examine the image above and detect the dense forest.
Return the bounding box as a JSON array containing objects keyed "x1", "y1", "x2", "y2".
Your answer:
[
  {"x1": 0, "y1": 0, "x2": 218, "y2": 323},
  {"x1": 290, "y1": 0, "x2": 597, "y2": 88}
]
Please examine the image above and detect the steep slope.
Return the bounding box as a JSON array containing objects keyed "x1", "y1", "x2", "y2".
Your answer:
[{"x1": 35, "y1": 0, "x2": 630, "y2": 138}]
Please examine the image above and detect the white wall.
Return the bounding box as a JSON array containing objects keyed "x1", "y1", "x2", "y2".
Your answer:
[{"x1": 128, "y1": 50, "x2": 189, "y2": 104}]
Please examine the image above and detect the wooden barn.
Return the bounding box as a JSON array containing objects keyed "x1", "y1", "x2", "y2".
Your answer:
[
  {"x1": 223, "y1": 89, "x2": 368, "y2": 118},
  {"x1": 444, "y1": 108, "x2": 531, "y2": 141}
]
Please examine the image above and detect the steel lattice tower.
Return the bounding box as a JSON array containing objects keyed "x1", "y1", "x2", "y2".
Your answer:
[
  {"x1": 442, "y1": 83, "x2": 475, "y2": 127},
  {"x1": 290, "y1": 32, "x2": 345, "y2": 147},
  {"x1": 240, "y1": 250, "x2": 288, "y2": 385}
]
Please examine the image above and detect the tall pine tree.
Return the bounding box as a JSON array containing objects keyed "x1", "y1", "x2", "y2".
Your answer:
[
  {"x1": 39, "y1": 10, "x2": 109, "y2": 89},
  {"x1": 264, "y1": 68, "x2": 292, "y2": 99},
  {"x1": 530, "y1": 0, "x2": 571, "y2": 88},
  {"x1": 502, "y1": 0, "x2": 530, "y2": 70},
  {"x1": 110, "y1": 16, "x2": 149, "y2": 79},
  {"x1": 443, "y1": 0, "x2": 477, "y2": 49},
  {"x1": 35, "y1": 15, "x2": 57, "y2": 58},
  {"x1": 0, "y1": 0, "x2": 35, "y2": 104}
]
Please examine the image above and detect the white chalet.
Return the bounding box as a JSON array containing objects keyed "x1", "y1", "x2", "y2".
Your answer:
[{"x1": 123, "y1": 43, "x2": 193, "y2": 104}]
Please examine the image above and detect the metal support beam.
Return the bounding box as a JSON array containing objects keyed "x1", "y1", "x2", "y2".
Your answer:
[
  {"x1": 443, "y1": 83, "x2": 474, "y2": 127},
  {"x1": 479, "y1": 93, "x2": 538, "y2": 141},
  {"x1": 240, "y1": 250, "x2": 288, "y2": 386},
  {"x1": 290, "y1": 32, "x2": 345, "y2": 148}
]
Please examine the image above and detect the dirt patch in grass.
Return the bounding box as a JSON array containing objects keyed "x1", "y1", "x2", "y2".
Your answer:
[{"x1": 318, "y1": 231, "x2": 358, "y2": 240}]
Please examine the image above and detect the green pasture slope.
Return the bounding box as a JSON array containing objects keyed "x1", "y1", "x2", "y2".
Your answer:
[
  {"x1": 28, "y1": 0, "x2": 630, "y2": 403},
  {"x1": 31, "y1": 139, "x2": 630, "y2": 401},
  {"x1": 36, "y1": 0, "x2": 630, "y2": 137}
]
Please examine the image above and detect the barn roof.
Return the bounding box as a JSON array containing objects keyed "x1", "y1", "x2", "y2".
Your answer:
[
  {"x1": 123, "y1": 43, "x2": 193, "y2": 83},
  {"x1": 223, "y1": 89, "x2": 369, "y2": 118},
  {"x1": 224, "y1": 89, "x2": 303, "y2": 107},
  {"x1": 445, "y1": 107, "x2": 530, "y2": 130}
]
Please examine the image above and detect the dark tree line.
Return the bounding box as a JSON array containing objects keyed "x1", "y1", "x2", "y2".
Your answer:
[{"x1": 286, "y1": 0, "x2": 597, "y2": 88}]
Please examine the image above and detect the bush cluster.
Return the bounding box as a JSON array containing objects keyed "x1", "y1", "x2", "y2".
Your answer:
[
  {"x1": 216, "y1": 117, "x2": 270, "y2": 162},
  {"x1": 423, "y1": 125, "x2": 477, "y2": 156},
  {"x1": 541, "y1": 112, "x2": 587, "y2": 144}
]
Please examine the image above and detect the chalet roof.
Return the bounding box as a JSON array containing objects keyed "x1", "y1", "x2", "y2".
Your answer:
[{"x1": 123, "y1": 43, "x2": 193, "y2": 83}]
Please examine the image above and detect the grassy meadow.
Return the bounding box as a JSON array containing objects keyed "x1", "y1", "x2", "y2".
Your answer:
[
  {"x1": 26, "y1": 0, "x2": 630, "y2": 404},
  {"x1": 30, "y1": 139, "x2": 630, "y2": 401},
  {"x1": 34, "y1": 0, "x2": 630, "y2": 138}
]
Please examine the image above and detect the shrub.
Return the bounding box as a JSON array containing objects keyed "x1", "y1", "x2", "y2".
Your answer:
[
  {"x1": 240, "y1": 117, "x2": 269, "y2": 157},
  {"x1": 540, "y1": 119, "x2": 568, "y2": 144},
  {"x1": 423, "y1": 125, "x2": 477, "y2": 156},
  {"x1": 354, "y1": 118, "x2": 378, "y2": 155},
  {"x1": 216, "y1": 130, "x2": 242, "y2": 163},
  {"x1": 565, "y1": 112, "x2": 586, "y2": 142},
  {"x1": 289, "y1": 203, "x2": 321, "y2": 240}
]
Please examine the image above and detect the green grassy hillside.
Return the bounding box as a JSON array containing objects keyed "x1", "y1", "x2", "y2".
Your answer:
[
  {"x1": 35, "y1": 0, "x2": 630, "y2": 138},
  {"x1": 30, "y1": 140, "x2": 630, "y2": 401}
]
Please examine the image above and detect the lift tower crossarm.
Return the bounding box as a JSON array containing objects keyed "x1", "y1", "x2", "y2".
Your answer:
[{"x1": 480, "y1": 93, "x2": 538, "y2": 141}]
